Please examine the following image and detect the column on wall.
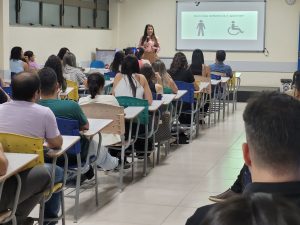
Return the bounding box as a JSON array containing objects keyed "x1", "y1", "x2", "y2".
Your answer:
[{"x1": 0, "y1": 0, "x2": 10, "y2": 76}]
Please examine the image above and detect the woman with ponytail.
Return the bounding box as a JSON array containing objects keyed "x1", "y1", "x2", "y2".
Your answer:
[
  {"x1": 112, "y1": 55, "x2": 152, "y2": 104},
  {"x1": 112, "y1": 55, "x2": 153, "y2": 158},
  {"x1": 79, "y1": 72, "x2": 126, "y2": 170}
]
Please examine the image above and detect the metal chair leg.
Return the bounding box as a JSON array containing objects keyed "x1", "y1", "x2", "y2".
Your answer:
[
  {"x1": 61, "y1": 189, "x2": 66, "y2": 225},
  {"x1": 74, "y1": 155, "x2": 81, "y2": 223},
  {"x1": 156, "y1": 142, "x2": 161, "y2": 165}
]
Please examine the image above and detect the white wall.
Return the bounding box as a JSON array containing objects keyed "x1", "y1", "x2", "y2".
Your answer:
[
  {"x1": 9, "y1": 26, "x2": 115, "y2": 66},
  {"x1": 1, "y1": 0, "x2": 299, "y2": 87},
  {"x1": 117, "y1": 0, "x2": 300, "y2": 87},
  {"x1": 0, "y1": 0, "x2": 9, "y2": 71},
  {"x1": 7, "y1": 0, "x2": 119, "y2": 67}
]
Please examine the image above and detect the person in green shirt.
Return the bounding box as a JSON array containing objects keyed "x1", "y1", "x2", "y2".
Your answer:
[
  {"x1": 38, "y1": 67, "x2": 119, "y2": 171},
  {"x1": 38, "y1": 67, "x2": 89, "y2": 166}
]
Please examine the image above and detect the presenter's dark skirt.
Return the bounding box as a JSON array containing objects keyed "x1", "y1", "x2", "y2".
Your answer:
[{"x1": 142, "y1": 51, "x2": 158, "y2": 64}]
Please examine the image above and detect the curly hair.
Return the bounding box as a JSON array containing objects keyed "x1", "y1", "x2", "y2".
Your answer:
[{"x1": 169, "y1": 52, "x2": 188, "y2": 75}]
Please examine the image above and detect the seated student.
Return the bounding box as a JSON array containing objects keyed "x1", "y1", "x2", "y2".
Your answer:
[
  {"x1": 285, "y1": 70, "x2": 300, "y2": 98},
  {"x1": 78, "y1": 72, "x2": 124, "y2": 170},
  {"x1": 135, "y1": 47, "x2": 150, "y2": 68},
  {"x1": 190, "y1": 49, "x2": 210, "y2": 78},
  {"x1": 209, "y1": 50, "x2": 233, "y2": 78},
  {"x1": 152, "y1": 60, "x2": 178, "y2": 94},
  {"x1": 189, "y1": 49, "x2": 211, "y2": 115},
  {"x1": 45, "y1": 55, "x2": 67, "y2": 92},
  {"x1": 123, "y1": 47, "x2": 135, "y2": 56},
  {"x1": 57, "y1": 47, "x2": 69, "y2": 62},
  {"x1": 24, "y1": 50, "x2": 40, "y2": 71},
  {"x1": 200, "y1": 193, "x2": 300, "y2": 225},
  {"x1": 209, "y1": 70, "x2": 300, "y2": 203},
  {"x1": 140, "y1": 63, "x2": 163, "y2": 95},
  {"x1": 63, "y1": 52, "x2": 87, "y2": 86},
  {"x1": 110, "y1": 51, "x2": 125, "y2": 75},
  {"x1": 186, "y1": 92, "x2": 300, "y2": 225},
  {"x1": 0, "y1": 144, "x2": 50, "y2": 225},
  {"x1": 168, "y1": 52, "x2": 199, "y2": 91},
  {"x1": 168, "y1": 52, "x2": 199, "y2": 124},
  {"x1": 112, "y1": 55, "x2": 153, "y2": 157},
  {"x1": 10, "y1": 46, "x2": 29, "y2": 76},
  {"x1": 112, "y1": 55, "x2": 153, "y2": 105},
  {"x1": 38, "y1": 67, "x2": 90, "y2": 166},
  {"x1": 0, "y1": 72, "x2": 63, "y2": 223}
]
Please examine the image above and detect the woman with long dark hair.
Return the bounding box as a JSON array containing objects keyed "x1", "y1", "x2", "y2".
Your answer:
[
  {"x1": 112, "y1": 55, "x2": 152, "y2": 104},
  {"x1": 169, "y1": 52, "x2": 199, "y2": 91},
  {"x1": 189, "y1": 49, "x2": 210, "y2": 77},
  {"x1": 78, "y1": 72, "x2": 123, "y2": 170},
  {"x1": 110, "y1": 51, "x2": 125, "y2": 74},
  {"x1": 138, "y1": 24, "x2": 160, "y2": 64},
  {"x1": 10, "y1": 46, "x2": 29, "y2": 75},
  {"x1": 45, "y1": 55, "x2": 67, "y2": 92}
]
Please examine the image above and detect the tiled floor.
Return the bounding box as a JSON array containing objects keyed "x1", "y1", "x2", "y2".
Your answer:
[{"x1": 54, "y1": 103, "x2": 246, "y2": 225}]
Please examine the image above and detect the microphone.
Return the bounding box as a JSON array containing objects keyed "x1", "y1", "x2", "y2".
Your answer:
[{"x1": 146, "y1": 36, "x2": 150, "y2": 42}]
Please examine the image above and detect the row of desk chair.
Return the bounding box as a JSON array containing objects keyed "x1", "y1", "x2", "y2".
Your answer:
[{"x1": 0, "y1": 72, "x2": 240, "y2": 225}]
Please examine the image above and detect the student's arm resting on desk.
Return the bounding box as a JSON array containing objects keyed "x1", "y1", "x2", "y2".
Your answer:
[
  {"x1": 0, "y1": 143, "x2": 8, "y2": 176},
  {"x1": 46, "y1": 135, "x2": 63, "y2": 149}
]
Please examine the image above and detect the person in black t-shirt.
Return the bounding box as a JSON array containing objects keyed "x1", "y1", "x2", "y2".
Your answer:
[
  {"x1": 168, "y1": 52, "x2": 199, "y2": 124},
  {"x1": 186, "y1": 92, "x2": 300, "y2": 225}
]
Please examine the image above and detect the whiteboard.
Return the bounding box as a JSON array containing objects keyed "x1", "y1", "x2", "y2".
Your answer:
[{"x1": 95, "y1": 49, "x2": 116, "y2": 65}]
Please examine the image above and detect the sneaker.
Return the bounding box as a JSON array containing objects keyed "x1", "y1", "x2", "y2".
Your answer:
[
  {"x1": 208, "y1": 189, "x2": 240, "y2": 203},
  {"x1": 114, "y1": 161, "x2": 131, "y2": 171}
]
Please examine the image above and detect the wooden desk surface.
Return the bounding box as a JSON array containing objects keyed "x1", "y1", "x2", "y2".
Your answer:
[
  {"x1": 149, "y1": 100, "x2": 163, "y2": 112},
  {"x1": 175, "y1": 90, "x2": 188, "y2": 100},
  {"x1": 235, "y1": 72, "x2": 242, "y2": 78},
  {"x1": 0, "y1": 153, "x2": 38, "y2": 182},
  {"x1": 199, "y1": 82, "x2": 210, "y2": 92},
  {"x1": 59, "y1": 87, "x2": 74, "y2": 96},
  {"x1": 211, "y1": 80, "x2": 221, "y2": 85},
  {"x1": 84, "y1": 68, "x2": 110, "y2": 74},
  {"x1": 83, "y1": 119, "x2": 113, "y2": 137},
  {"x1": 221, "y1": 77, "x2": 230, "y2": 83},
  {"x1": 47, "y1": 135, "x2": 81, "y2": 158},
  {"x1": 124, "y1": 107, "x2": 144, "y2": 120},
  {"x1": 161, "y1": 94, "x2": 176, "y2": 105}
]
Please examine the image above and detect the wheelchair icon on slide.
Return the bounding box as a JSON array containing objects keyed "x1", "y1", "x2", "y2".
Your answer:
[{"x1": 227, "y1": 21, "x2": 244, "y2": 35}]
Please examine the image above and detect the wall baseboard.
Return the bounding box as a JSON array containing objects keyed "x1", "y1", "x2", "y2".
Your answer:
[{"x1": 236, "y1": 86, "x2": 280, "y2": 102}]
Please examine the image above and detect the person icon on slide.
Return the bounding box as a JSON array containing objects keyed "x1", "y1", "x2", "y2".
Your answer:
[
  {"x1": 197, "y1": 20, "x2": 205, "y2": 36},
  {"x1": 228, "y1": 21, "x2": 244, "y2": 35}
]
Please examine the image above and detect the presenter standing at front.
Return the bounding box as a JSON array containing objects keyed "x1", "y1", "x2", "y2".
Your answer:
[{"x1": 138, "y1": 24, "x2": 160, "y2": 63}]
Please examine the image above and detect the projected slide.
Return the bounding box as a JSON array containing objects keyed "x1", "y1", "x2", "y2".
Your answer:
[
  {"x1": 181, "y1": 11, "x2": 258, "y2": 40},
  {"x1": 176, "y1": 1, "x2": 266, "y2": 51}
]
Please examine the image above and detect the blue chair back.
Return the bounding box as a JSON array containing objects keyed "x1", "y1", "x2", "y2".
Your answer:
[
  {"x1": 104, "y1": 71, "x2": 116, "y2": 78},
  {"x1": 56, "y1": 117, "x2": 81, "y2": 155},
  {"x1": 211, "y1": 74, "x2": 221, "y2": 80},
  {"x1": 175, "y1": 81, "x2": 194, "y2": 104},
  {"x1": 3, "y1": 86, "x2": 12, "y2": 97},
  {"x1": 116, "y1": 96, "x2": 149, "y2": 125},
  {"x1": 90, "y1": 60, "x2": 105, "y2": 68}
]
